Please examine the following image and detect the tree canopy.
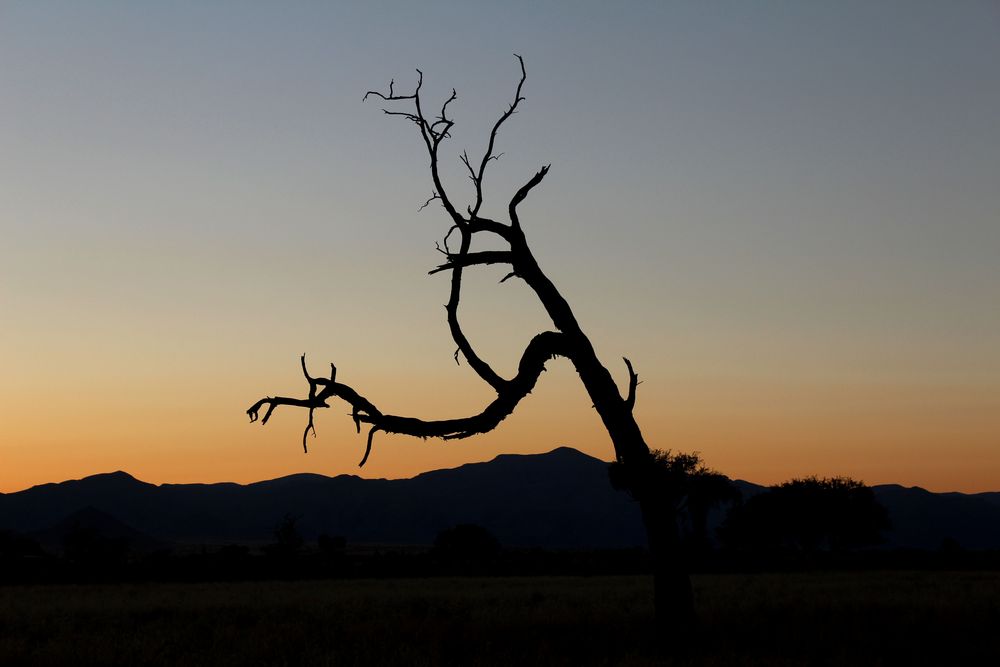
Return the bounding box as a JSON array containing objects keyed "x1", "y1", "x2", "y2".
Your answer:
[{"x1": 721, "y1": 476, "x2": 889, "y2": 552}]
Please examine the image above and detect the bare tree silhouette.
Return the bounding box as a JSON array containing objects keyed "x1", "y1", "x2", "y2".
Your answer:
[{"x1": 247, "y1": 56, "x2": 694, "y2": 630}]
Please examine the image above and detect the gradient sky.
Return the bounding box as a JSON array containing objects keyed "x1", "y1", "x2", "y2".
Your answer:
[{"x1": 2, "y1": 1, "x2": 998, "y2": 493}]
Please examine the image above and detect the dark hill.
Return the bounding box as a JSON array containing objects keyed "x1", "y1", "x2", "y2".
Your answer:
[
  {"x1": 871, "y1": 484, "x2": 1000, "y2": 550},
  {"x1": 0, "y1": 448, "x2": 646, "y2": 549},
  {"x1": 2, "y1": 449, "x2": 999, "y2": 550}
]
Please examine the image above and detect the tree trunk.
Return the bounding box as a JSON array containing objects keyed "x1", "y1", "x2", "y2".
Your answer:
[
  {"x1": 559, "y1": 339, "x2": 697, "y2": 630},
  {"x1": 640, "y1": 494, "x2": 695, "y2": 630},
  {"x1": 581, "y1": 373, "x2": 696, "y2": 630},
  {"x1": 527, "y1": 312, "x2": 697, "y2": 628}
]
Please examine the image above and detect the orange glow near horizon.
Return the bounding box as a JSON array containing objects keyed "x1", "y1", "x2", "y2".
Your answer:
[{"x1": 3, "y1": 356, "x2": 998, "y2": 494}]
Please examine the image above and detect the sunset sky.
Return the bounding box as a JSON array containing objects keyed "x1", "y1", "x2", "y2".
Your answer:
[{"x1": 2, "y1": 2, "x2": 998, "y2": 493}]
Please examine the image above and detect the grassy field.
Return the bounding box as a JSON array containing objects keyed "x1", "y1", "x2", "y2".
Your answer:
[{"x1": 1, "y1": 571, "x2": 997, "y2": 665}]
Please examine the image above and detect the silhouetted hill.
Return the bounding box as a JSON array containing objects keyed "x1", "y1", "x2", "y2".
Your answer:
[
  {"x1": 0, "y1": 448, "x2": 645, "y2": 549},
  {"x1": 872, "y1": 484, "x2": 1000, "y2": 550},
  {"x1": 2, "y1": 449, "x2": 998, "y2": 550}
]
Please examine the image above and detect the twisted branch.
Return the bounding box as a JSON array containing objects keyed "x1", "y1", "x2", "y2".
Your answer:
[
  {"x1": 251, "y1": 58, "x2": 644, "y2": 469},
  {"x1": 248, "y1": 332, "x2": 570, "y2": 466},
  {"x1": 442, "y1": 226, "x2": 506, "y2": 390}
]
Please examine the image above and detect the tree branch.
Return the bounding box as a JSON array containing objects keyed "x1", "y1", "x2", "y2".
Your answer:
[
  {"x1": 623, "y1": 357, "x2": 640, "y2": 411},
  {"x1": 248, "y1": 332, "x2": 570, "y2": 466},
  {"x1": 509, "y1": 164, "x2": 550, "y2": 229},
  {"x1": 362, "y1": 69, "x2": 524, "y2": 393},
  {"x1": 362, "y1": 78, "x2": 414, "y2": 103},
  {"x1": 469, "y1": 54, "x2": 527, "y2": 218},
  {"x1": 429, "y1": 250, "x2": 514, "y2": 275},
  {"x1": 442, "y1": 227, "x2": 507, "y2": 390},
  {"x1": 468, "y1": 216, "x2": 514, "y2": 241},
  {"x1": 418, "y1": 191, "x2": 441, "y2": 212},
  {"x1": 364, "y1": 70, "x2": 465, "y2": 227}
]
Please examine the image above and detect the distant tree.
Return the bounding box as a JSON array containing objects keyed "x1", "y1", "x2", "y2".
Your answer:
[
  {"x1": 433, "y1": 524, "x2": 501, "y2": 560},
  {"x1": 317, "y1": 533, "x2": 347, "y2": 556},
  {"x1": 248, "y1": 57, "x2": 697, "y2": 631},
  {"x1": 0, "y1": 530, "x2": 44, "y2": 560},
  {"x1": 721, "y1": 476, "x2": 889, "y2": 552},
  {"x1": 265, "y1": 513, "x2": 304, "y2": 558}
]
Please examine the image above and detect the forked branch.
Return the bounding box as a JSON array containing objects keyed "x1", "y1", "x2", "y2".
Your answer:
[
  {"x1": 469, "y1": 54, "x2": 527, "y2": 217},
  {"x1": 364, "y1": 69, "x2": 463, "y2": 225},
  {"x1": 248, "y1": 332, "x2": 570, "y2": 466}
]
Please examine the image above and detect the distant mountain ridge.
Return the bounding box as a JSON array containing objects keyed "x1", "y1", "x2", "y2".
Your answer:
[
  {"x1": 2, "y1": 447, "x2": 999, "y2": 550},
  {"x1": 0, "y1": 448, "x2": 646, "y2": 549}
]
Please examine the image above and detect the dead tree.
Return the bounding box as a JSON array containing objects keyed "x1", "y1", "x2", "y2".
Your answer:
[{"x1": 247, "y1": 56, "x2": 695, "y2": 629}]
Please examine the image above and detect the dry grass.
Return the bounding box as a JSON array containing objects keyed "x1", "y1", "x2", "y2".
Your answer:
[{"x1": 1, "y1": 572, "x2": 997, "y2": 665}]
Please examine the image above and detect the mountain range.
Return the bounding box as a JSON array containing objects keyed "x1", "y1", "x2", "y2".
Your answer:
[{"x1": 2, "y1": 447, "x2": 999, "y2": 551}]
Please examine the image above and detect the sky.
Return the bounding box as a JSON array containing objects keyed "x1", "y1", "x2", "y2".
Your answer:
[{"x1": 2, "y1": 1, "x2": 998, "y2": 493}]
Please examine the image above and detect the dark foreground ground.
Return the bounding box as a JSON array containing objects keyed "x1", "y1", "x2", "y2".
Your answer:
[{"x1": 1, "y1": 571, "x2": 997, "y2": 666}]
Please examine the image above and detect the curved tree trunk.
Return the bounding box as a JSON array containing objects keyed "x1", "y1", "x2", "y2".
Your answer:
[
  {"x1": 576, "y1": 353, "x2": 696, "y2": 630},
  {"x1": 516, "y1": 220, "x2": 697, "y2": 630},
  {"x1": 247, "y1": 57, "x2": 696, "y2": 631}
]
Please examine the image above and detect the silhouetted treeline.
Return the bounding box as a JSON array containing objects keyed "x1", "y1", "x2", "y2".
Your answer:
[
  {"x1": 6, "y1": 471, "x2": 996, "y2": 586},
  {"x1": 720, "y1": 476, "x2": 890, "y2": 552}
]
